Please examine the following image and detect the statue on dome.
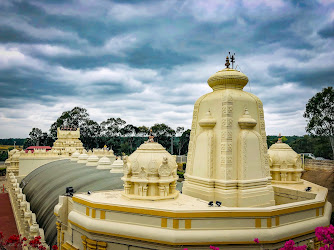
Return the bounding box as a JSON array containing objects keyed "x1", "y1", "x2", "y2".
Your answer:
[{"x1": 148, "y1": 129, "x2": 154, "y2": 143}]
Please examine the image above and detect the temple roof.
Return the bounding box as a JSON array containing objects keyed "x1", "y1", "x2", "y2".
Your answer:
[{"x1": 207, "y1": 68, "x2": 248, "y2": 91}]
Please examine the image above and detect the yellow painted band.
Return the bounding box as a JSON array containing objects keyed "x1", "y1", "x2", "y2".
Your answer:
[
  {"x1": 161, "y1": 218, "x2": 167, "y2": 228},
  {"x1": 255, "y1": 218, "x2": 261, "y2": 228},
  {"x1": 86, "y1": 207, "x2": 89, "y2": 216},
  {"x1": 72, "y1": 196, "x2": 325, "y2": 218},
  {"x1": 62, "y1": 242, "x2": 79, "y2": 250},
  {"x1": 267, "y1": 218, "x2": 272, "y2": 228},
  {"x1": 173, "y1": 219, "x2": 179, "y2": 229},
  {"x1": 100, "y1": 210, "x2": 105, "y2": 220},
  {"x1": 92, "y1": 209, "x2": 96, "y2": 218},
  {"x1": 275, "y1": 216, "x2": 280, "y2": 226},
  {"x1": 185, "y1": 219, "x2": 191, "y2": 229},
  {"x1": 68, "y1": 219, "x2": 317, "y2": 245},
  {"x1": 316, "y1": 208, "x2": 319, "y2": 217}
]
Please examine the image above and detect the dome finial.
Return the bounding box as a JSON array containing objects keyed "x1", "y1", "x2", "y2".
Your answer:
[
  {"x1": 225, "y1": 56, "x2": 230, "y2": 68},
  {"x1": 229, "y1": 52, "x2": 236, "y2": 69},
  {"x1": 278, "y1": 133, "x2": 282, "y2": 143},
  {"x1": 148, "y1": 129, "x2": 154, "y2": 143}
]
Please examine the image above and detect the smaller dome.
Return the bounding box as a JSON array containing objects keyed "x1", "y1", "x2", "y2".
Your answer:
[
  {"x1": 86, "y1": 155, "x2": 99, "y2": 167},
  {"x1": 110, "y1": 158, "x2": 123, "y2": 173},
  {"x1": 12, "y1": 151, "x2": 21, "y2": 161},
  {"x1": 207, "y1": 68, "x2": 248, "y2": 91},
  {"x1": 122, "y1": 141, "x2": 178, "y2": 200},
  {"x1": 77, "y1": 153, "x2": 89, "y2": 164},
  {"x1": 71, "y1": 151, "x2": 80, "y2": 162},
  {"x1": 96, "y1": 156, "x2": 112, "y2": 169},
  {"x1": 238, "y1": 108, "x2": 257, "y2": 128},
  {"x1": 268, "y1": 140, "x2": 303, "y2": 184},
  {"x1": 199, "y1": 110, "x2": 216, "y2": 127},
  {"x1": 9, "y1": 149, "x2": 19, "y2": 157}
]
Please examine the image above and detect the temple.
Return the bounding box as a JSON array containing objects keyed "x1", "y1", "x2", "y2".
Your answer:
[
  {"x1": 5, "y1": 56, "x2": 332, "y2": 250},
  {"x1": 183, "y1": 58, "x2": 274, "y2": 207}
]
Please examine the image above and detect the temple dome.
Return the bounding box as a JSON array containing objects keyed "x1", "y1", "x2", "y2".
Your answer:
[
  {"x1": 268, "y1": 140, "x2": 303, "y2": 183},
  {"x1": 207, "y1": 68, "x2": 248, "y2": 91},
  {"x1": 71, "y1": 151, "x2": 80, "y2": 162},
  {"x1": 86, "y1": 154, "x2": 99, "y2": 167},
  {"x1": 77, "y1": 153, "x2": 88, "y2": 163},
  {"x1": 122, "y1": 141, "x2": 179, "y2": 200},
  {"x1": 97, "y1": 156, "x2": 112, "y2": 169}
]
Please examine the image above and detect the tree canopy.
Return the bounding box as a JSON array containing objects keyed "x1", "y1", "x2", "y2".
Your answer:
[
  {"x1": 21, "y1": 107, "x2": 190, "y2": 156},
  {"x1": 303, "y1": 87, "x2": 334, "y2": 158}
]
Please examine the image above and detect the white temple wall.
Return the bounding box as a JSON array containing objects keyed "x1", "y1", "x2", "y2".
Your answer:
[{"x1": 18, "y1": 157, "x2": 68, "y2": 180}]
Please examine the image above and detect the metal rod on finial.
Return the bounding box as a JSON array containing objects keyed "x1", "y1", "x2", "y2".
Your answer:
[{"x1": 229, "y1": 52, "x2": 235, "y2": 69}]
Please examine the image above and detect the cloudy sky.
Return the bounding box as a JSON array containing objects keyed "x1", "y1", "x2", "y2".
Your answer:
[{"x1": 0, "y1": 0, "x2": 333, "y2": 138}]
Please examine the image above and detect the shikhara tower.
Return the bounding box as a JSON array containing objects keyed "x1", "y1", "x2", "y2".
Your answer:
[{"x1": 183, "y1": 57, "x2": 275, "y2": 207}]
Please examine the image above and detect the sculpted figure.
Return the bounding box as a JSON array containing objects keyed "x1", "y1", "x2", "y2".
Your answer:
[
  {"x1": 158, "y1": 156, "x2": 171, "y2": 177},
  {"x1": 138, "y1": 167, "x2": 147, "y2": 179},
  {"x1": 123, "y1": 156, "x2": 131, "y2": 175}
]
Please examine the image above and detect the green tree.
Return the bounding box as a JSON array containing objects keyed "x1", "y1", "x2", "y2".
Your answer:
[
  {"x1": 151, "y1": 123, "x2": 176, "y2": 153},
  {"x1": 100, "y1": 117, "x2": 126, "y2": 137},
  {"x1": 303, "y1": 87, "x2": 334, "y2": 158},
  {"x1": 178, "y1": 129, "x2": 191, "y2": 155},
  {"x1": 120, "y1": 124, "x2": 139, "y2": 153},
  {"x1": 50, "y1": 107, "x2": 90, "y2": 138}
]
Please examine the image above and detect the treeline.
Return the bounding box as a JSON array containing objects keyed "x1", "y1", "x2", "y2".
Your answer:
[
  {"x1": 1, "y1": 106, "x2": 332, "y2": 160},
  {"x1": 0, "y1": 139, "x2": 25, "y2": 145},
  {"x1": 19, "y1": 107, "x2": 190, "y2": 156}
]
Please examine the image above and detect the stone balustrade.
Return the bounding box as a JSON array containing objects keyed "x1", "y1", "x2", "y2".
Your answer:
[{"x1": 6, "y1": 172, "x2": 49, "y2": 250}]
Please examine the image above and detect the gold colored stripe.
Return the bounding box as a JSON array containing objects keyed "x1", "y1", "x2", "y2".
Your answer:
[
  {"x1": 86, "y1": 207, "x2": 89, "y2": 216},
  {"x1": 316, "y1": 208, "x2": 319, "y2": 217},
  {"x1": 185, "y1": 219, "x2": 191, "y2": 229},
  {"x1": 68, "y1": 219, "x2": 317, "y2": 245},
  {"x1": 161, "y1": 218, "x2": 167, "y2": 228},
  {"x1": 255, "y1": 218, "x2": 261, "y2": 228},
  {"x1": 62, "y1": 242, "x2": 79, "y2": 250},
  {"x1": 72, "y1": 196, "x2": 325, "y2": 218},
  {"x1": 92, "y1": 209, "x2": 96, "y2": 218},
  {"x1": 275, "y1": 216, "x2": 280, "y2": 226},
  {"x1": 173, "y1": 219, "x2": 179, "y2": 229},
  {"x1": 54, "y1": 212, "x2": 58, "y2": 217},
  {"x1": 267, "y1": 218, "x2": 272, "y2": 228},
  {"x1": 100, "y1": 210, "x2": 105, "y2": 220}
]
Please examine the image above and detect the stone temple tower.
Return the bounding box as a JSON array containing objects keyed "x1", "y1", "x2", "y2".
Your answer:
[{"x1": 183, "y1": 57, "x2": 275, "y2": 207}]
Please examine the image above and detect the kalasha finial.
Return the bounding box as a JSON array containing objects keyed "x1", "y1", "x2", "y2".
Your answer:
[
  {"x1": 225, "y1": 56, "x2": 230, "y2": 68},
  {"x1": 229, "y1": 52, "x2": 235, "y2": 69},
  {"x1": 148, "y1": 129, "x2": 154, "y2": 143},
  {"x1": 278, "y1": 133, "x2": 282, "y2": 143}
]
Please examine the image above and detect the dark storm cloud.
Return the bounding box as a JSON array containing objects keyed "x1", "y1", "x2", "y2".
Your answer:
[
  {"x1": 268, "y1": 65, "x2": 334, "y2": 86},
  {"x1": 318, "y1": 21, "x2": 334, "y2": 38},
  {"x1": 0, "y1": 0, "x2": 333, "y2": 137}
]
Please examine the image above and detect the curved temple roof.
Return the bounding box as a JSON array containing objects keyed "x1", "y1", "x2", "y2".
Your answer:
[
  {"x1": 20, "y1": 159, "x2": 123, "y2": 246},
  {"x1": 20, "y1": 159, "x2": 183, "y2": 246}
]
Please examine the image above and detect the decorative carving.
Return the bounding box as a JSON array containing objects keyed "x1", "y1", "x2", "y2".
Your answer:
[
  {"x1": 138, "y1": 167, "x2": 148, "y2": 179},
  {"x1": 186, "y1": 93, "x2": 210, "y2": 175},
  {"x1": 131, "y1": 160, "x2": 140, "y2": 173},
  {"x1": 123, "y1": 156, "x2": 131, "y2": 175},
  {"x1": 158, "y1": 157, "x2": 171, "y2": 177},
  {"x1": 148, "y1": 160, "x2": 158, "y2": 174}
]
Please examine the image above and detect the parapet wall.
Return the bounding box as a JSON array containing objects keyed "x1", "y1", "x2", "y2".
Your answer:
[
  {"x1": 6, "y1": 172, "x2": 49, "y2": 249},
  {"x1": 304, "y1": 159, "x2": 334, "y2": 171}
]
